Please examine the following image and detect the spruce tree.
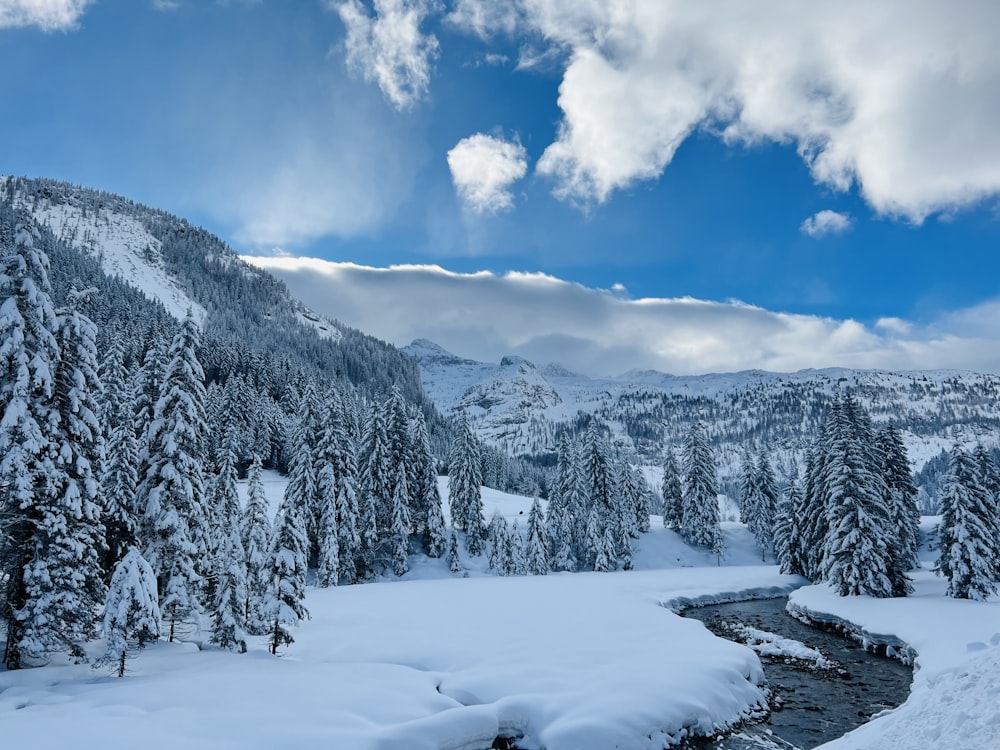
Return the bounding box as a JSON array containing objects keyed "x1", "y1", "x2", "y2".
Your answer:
[
  {"x1": 508, "y1": 519, "x2": 525, "y2": 576},
  {"x1": 138, "y1": 311, "x2": 209, "y2": 641},
  {"x1": 447, "y1": 530, "x2": 462, "y2": 573},
  {"x1": 936, "y1": 447, "x2": 1000, "y2": 600},
  {"x1": 681, "y1": 421, "x2": 722, "y2": 550},
  {"x1": 821, "y1": 394, "x2": 898, "y2": 598},
  {"x1": 99, "y1": 547, "x2": 161, "y2": 677},
  {"x1": 101, "y1": 379, "x2": 141, "y2": 574},
  {"x1": 389, "y1": 464, "x2": 411, "y2": 576},
  {"x1": 449, "y1": 415, "x2": 485, "y2": 554},
  {"x1": 266, "y1": 501, "x2": 309, "y2": 654},
  {"x1": 487, "y1": 509, "x2": 508, "y2": 572},
  {"x1": 362, "y1": 402, "x2": 394, "y2": 569},
  {"x1": 661, "y1": 448, "x2": 684, "y2": 530},
  {"x1": 546, "y1": 435, "x2": 578, "y2": 571},
  {"x1": 749, "y1": 452, "x2": 778, "y2": 561},
  {"x1": 879, "y1": 425, "x2": 921, "y2": 577},
  {"x1": 773, "y1": 464, "x2": 808, "y2": 576},
  {"x1": 210, "y1": 524, "x2": 249, "y2": 653},
  {"x1": 525, "y1": 497, "x2": 548, "y2": 575},
  {"x1": 241, "y1": 455, "x2": 272, "y2": 635},
  {"x1": 1, "y1": 232, "x2": 106, "y2": 667}
]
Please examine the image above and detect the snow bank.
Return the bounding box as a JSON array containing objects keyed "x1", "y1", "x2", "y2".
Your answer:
[
  {"x1": 788, "y1": 570, "x2": 1000, "y2": 750},
  {"x1": 1, "y1": 567, "x2": 801, "y2": 750}
]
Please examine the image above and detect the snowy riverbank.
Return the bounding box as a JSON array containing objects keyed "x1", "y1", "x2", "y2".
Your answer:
[{"x1": 788, "y1": 570, "x2": 1000, "y2": 750}]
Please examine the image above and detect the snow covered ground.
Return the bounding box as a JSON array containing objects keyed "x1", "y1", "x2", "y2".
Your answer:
[
  {"x1": 786, "y1": 519, "x2": 1000, "y2": 750},
  {"x1": 3, "y1": 481, "x2": 997, "y2": 749}
]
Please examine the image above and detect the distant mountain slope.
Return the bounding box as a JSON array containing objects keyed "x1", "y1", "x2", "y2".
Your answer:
[
  {"x1": 2, "y1": 176, "x2": 438, "y2": 421},
  {"x1": 403, "y1": 339, "x2": 1000, "y2": 475}
]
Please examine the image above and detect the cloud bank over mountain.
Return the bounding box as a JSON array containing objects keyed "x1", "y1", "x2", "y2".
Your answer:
[{"x1": 245, "y1": 255, "x2": 1000, "y2": 376}]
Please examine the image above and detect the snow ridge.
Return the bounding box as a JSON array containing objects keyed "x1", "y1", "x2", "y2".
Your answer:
[{"x1": 13, "y1": 189, "x2": 207, "y2": 325}]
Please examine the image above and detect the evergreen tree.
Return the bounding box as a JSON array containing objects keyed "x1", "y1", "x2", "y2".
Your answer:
[
  {"x1": 1, "y1": 229, "x2": 104, "y2": 668},
  {"x1": 508, "y1": 519, "x2": 525, "y2": 576},
  {"x1": 749, "y1": 451, "x2": 778, "y2": 561},
  {"x1": 447, "y1": 530, "x2": 462, "y2": 573},
  {"x1": 316, "y1": 463, "x2": 342, "y2": 587},
  {"x1": 661, "y1": 447, "x2": 684, "y2": 530},
  {"x1": 284, "y1": 382, "x2": 321, "y2": 563},
  {"x1": 879, "y1": 425, "x2": 921, "y2": 582},
  {"x1": 389, "y1": 464, "x2": 411, "y2": 576},
  {"x1": 362, "y1": 402, "x2": 394, "y2": 569},
  {"x1": 681, "y1": 421, "x2": 722, "y2": 550},
  {"x1": 266, "y1": 501, "x2": 309, "y2": 655},
  {"x1": 241, "y1": 455, "x2": 272, "y2": 635},
  {"x1": 800, "y1": 425, "x2": 832, "y2": 581},
  {"x1": 138, "y1": 312, "x2": 208, "y2": 641},
  {"x1": 773, "y1": 464, "x2": 808, "y2": 576},
  {"x1": 821, "y1": 394, "x2": 899, "y2": 598},
  {"x1": 546, "y1": 436, "x2": 578, "y2": 572},
  {"x1": 738, "y1": 449, "x2": 758, "y2": 526},
  {"x1": 449, "y1": 415, "x2": 485, "y2": 554},
  {"x1": 423, "y1": 484, "x2": 448, "y2": 559},
  {"x1": 210, "y1": 524, "x2": 249, "y2": 653},
  {"x1": 936, "y1": 447, "x2": 1000, "y2": 600},
  {"x1": 99, "y1": 547, "x2": 160, "y2": 677},
  {"x1": 525, "y1": 497, "x2": 548, "y2": 575},
  {"x1": 101, "y1": 379, "x2": 141, "y2": 574},
  {"x1": 487, "y1": 509, "x2": 508, "y2": 572}
]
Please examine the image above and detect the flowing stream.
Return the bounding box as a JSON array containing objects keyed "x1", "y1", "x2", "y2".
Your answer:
[{"x1": 680, "y1": 598, "x2": 913, "y2": 750}]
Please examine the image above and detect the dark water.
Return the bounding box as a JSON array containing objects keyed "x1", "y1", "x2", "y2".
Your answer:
[{"x1": 681, "y1": 598, "x2": 913, "y2": 750}]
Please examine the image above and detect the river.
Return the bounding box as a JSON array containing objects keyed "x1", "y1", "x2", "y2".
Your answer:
[{"x1": 680, "y1": 597, "x2": 913, "y2": 750}]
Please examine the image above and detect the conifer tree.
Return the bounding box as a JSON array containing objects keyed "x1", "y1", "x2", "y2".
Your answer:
[
  {"x1": 423, "y1": 486, "x2": 448, "y2": 559},
  {"x1": 101, "y1": 379, "x2": 141, "y2": 574},
  {"x1": 362, "y1": 402, "x2": 394, "y2": 567},
  {"x1": 241, "y1": 455, "x2": 272, "y2": 634},
  {"x1": 389, "y1": 464, "x2": 411, "y2": 576},
  {"x1": 284, "y1": 382, "x2": 321, "y2": 562},
  {"x1": 546, "y1": 436, "x2": 578, "y2": 571},
  {"x1": 508, "y1": 519, "x2": 525, "y2": 576},
  {"x1": 316, "y1": 463, "x2": 342, "y2": 587},
  {"x1": 936, "y1": 447, "x2": 1000, "y2": 600},
  {"x1": 879, "y1": 425, "x2": 921, "y2": 577},
  {"x1": 681, "y1": 421, "x2": 722, "y2": 550},
  {"x1": 266, "y1": 501, "x2": 309, "y2": 654},
  {"x1": 487, "y1": 509, "x2": 508, "y2": 572},
  {"x1": 138, "y1": 312, "x2": 208, "y2": 640},
  {"x1": 773, "y1": 464, "x2": 808, "y2": 576},
  {"x1": 447, "y1": 530, "x2": 462, "y2": 573},
  {"x1": 99, "y1": 547, "x2": 160, "y2": 677},
  {"x1": 449, "y1": 415, "x2": 485, "y2": 553},
  {"x1": 1, "y1": 228, "x2": 103, "y2": 668},
  {"x1": 738, "y1": 449, "x2": 758, "y2": 526},
  {"x1": 821, "y1": 394, "x2": 898, "y2": 598},
  {"x1": 210, "y1": 523, "x2": 249, "y2": 653},
  {"x1": 661, "y1": 448, "x2": 684, "y2": 530},
  {"x1": 748, "y1": 451, "x2": 778, "y2": 561},
  {"x1": 525, "y1": 497, "x2": 548, "y2": 575}
]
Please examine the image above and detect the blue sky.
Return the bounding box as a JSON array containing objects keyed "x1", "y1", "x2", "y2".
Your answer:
[{"x1": 4, "y1": 1, "x2": 1000, "y2": 374}]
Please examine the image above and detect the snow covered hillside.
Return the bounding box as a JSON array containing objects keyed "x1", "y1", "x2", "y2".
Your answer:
[
  {"x1": 403, "y1": 338, "x2": 1000, "y2": 473},
  {"x1": 10, "y1": 187, "x2": 208, "y2": 324}
]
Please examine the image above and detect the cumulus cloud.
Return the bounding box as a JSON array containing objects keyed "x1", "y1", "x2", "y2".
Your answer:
[
  {"x1": 242, "y1": 255, "x2": 1000, "y2": 376},
  {"x1": 449, "y1": 1, "x2": 1000, "y2": 221},
  {"x1": 801, "y1": 210, "x2": 852, "y2": 238},
  {"x1": 334, "y1": 0, "x2": 440, "y2": 110},
  {"x1": 447, "y1": 134, "x2": 528, "y2": 214},
  {"x1": 0, "y1": 0, "x2": 93, "y2": 31}
]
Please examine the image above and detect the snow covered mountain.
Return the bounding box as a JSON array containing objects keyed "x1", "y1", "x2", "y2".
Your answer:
[
  {"x1": 3, "y1": 176, "x2": 435, "y2": 417},
  {"x1": 403, "y1": 338, "x2": 1000, "y2": 474}
]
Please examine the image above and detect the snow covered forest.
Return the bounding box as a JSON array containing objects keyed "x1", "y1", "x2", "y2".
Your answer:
[{"x1": 2, "y1": 178, "x2": 1000, "y2": 749}]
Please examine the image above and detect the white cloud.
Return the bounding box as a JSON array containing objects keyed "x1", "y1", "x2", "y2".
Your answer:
[
  {"x1": 334, "y1": 0, "x2": 440, "y2": 110},
  {"x1": 801, "y1": 209, "x2": 852, "y2": 238},
  {"x1": 450, "y1": 1, "x2": 1000, "y2": 221},
  {"x1": 447, "y1": 134, "x2": 528, "y2": 214},
  {"x1": 0, "y1": 0, "x2": 93, "y2": 31},
  {"x1": 242, "y1": 255, "x2": 1000, "y2": 376}
]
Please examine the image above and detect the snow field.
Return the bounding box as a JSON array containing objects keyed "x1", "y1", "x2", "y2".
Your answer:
[{"x1": 0, "y1": 565, "x2": 803, "y2": 750}]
